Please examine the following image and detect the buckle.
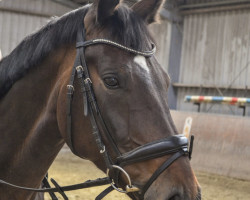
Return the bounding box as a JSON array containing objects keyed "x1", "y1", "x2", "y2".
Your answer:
[
  {"x1": 106, "y1": 165, "x2": 140, "y2": 193},
  {"x1": 100, "y1": 146, "x2": 106, "y2": 154},
  {"x1": 84, "y1": 78, "x2": 92, "y2": 84},
  {"x1": 67, "y1": 85, "x2": 74, "y2": 95},
  {"x1": 76, "y1": 65, "x2": 83, "y2": 71},
  {"x1": 76, "y1": 66, "x2": 84, "y2": 78}
]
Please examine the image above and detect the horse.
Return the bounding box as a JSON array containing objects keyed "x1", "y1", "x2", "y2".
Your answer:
[{"x1": 0, "y1": 0, "x2": 201, "y2": 199}]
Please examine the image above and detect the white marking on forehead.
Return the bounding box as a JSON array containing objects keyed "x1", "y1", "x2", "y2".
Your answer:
[{"x1": 134, "y1": 55, "x2": 149, "y2": 73}]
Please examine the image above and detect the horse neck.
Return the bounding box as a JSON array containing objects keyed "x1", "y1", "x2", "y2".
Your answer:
[{"x1": 0, "y1": 46, "x2": 75, "y2": 198}]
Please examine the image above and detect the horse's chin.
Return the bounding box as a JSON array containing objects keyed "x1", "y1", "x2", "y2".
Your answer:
[{"x1": 142, "y1": 176, "x2": 201, "y2": 200}]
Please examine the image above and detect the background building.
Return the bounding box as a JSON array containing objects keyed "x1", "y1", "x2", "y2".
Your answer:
[{"x1": 0, "y1": 0, "x2": 249, "y2": 116}]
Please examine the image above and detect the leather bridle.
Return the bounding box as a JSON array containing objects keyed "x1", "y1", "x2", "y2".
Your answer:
[
  {"x1": 66, "y1": 24, "x2": 194, "y2": 199},
  {"x1": 0, "y1": 23, "x2": 194, "y2": 200}
]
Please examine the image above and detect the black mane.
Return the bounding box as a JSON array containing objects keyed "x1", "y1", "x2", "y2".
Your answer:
[
  {"x1": 0, "y1": 3, "x2": 153, "y2": 99},
  {"x1": 0, "y1": 6, "x2": 89, "y2": 98}
]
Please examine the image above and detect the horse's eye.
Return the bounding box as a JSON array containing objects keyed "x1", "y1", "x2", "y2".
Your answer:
[{"x1": 104, "y1": 77, "x2": 119, "y2": 88}]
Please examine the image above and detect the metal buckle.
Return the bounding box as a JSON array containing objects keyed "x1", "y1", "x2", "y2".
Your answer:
[
  {"x1": 67, "y1": 85, "x2": 74, "y2": 95},
  {"x1": 76, "y1": 65, "x2": 83, "y2": 71},
  {"x1": 100, "y1": 146, "x2": 106, "y2": 154},
  {"x1": 106, "y1": 165, "x2": 140, "y2": 193},
  {"x1": 84, "y1": 78, "x2": 92, "y2": 84}
]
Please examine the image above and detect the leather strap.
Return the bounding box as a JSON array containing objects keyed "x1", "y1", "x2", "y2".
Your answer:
[
  {"x1": 42, "y1": 175, "x2": 58, "y2": 200},
  {"x1": 76, "y1": 39, "x2": 156, "y2": 57},
  {"x1": 117, "y1": 136, "x2": 188, "y2": 166},
  {"x1": 50, "y1": 179, "x2": 68, "y2": 200},
  {"x1": 95, "y1": 186, "x2": 114, "y2": 200},
  {"x1": 75, "y1": 28, "x2": 121, "y2": 157},
  {"x1": 139, "y1": 151, "x2": 185, "y2": 198},
  {"x1": 0, "y1": 178, "x2": 111, "y2": 193},
  {"x1": 189, "y1": 135, "x2": 194, "y2": 160}
]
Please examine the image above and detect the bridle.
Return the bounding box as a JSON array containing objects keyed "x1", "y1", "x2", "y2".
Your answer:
[
  {"x1": 0, "y1": 23, "x2": 194, "y2": 200},
  {"x1": 66, "y1": 24, "x2": 194, "y2": 199}
]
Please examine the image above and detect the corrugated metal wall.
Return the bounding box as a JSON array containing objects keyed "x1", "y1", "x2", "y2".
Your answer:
[
  {"x1": 0, "y1": 12, "x2": 48, "y2": 56},
  {"x1": 0, "y1": 0, "x2": 71, "y2": 57},
  {"x1": 0, "y1": 0, "x2": 172, "y2": 72},
  {"x1": 149, "y1": 20, "x2": 172, "y2": 72},
  {"x1": 182, "y1": 0, "x2": 231, "y2": 4},
  {"x1": 0, "y1": 0, "x2": 70, "y2": 17},
  {"x1": 177, "y1": 8, "x2": 250, "y2": 116}
]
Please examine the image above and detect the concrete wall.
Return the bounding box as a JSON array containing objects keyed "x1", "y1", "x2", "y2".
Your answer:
[{"x1": 171, "y1": 110, "x2": 250, "y2": 180}]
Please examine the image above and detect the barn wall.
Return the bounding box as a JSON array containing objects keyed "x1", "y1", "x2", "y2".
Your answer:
[
  {"x1": 149, "y1": 20, "x2": 172, "y2": 72},
  {"x1": 0, "y1": 11, "x2": 48, "y2": 56},
  {"x1": 0, "y1": 0, "x2": 71, "y2": 57},
  {"x1": 179, "y1": 0, "x2": 248, "y2": 6},
  {"x1": 179, "y1": 9, "x2": 250, "y2": 87},
  {"x1": 171, "y1": 110, "x2": 250, "y2": 180},
  {"x1": 0, "y1": 0, "x2": 172, "y2": 71},
  {"x1": 176, "y1": 8, "x2": 250, "y2": 116},
  {"x1": 0, "y1": 0, "x2": 71, "y2": 17}
]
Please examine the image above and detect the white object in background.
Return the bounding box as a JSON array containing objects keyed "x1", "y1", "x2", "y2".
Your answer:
[
  {"x1": 182, "y1": 117, "x2": 193, "y2": 139},
  {"x1": 0, "y1": 49, "x2": 2, "y2": 60}
]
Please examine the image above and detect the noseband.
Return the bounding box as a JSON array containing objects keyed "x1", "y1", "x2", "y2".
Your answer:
[
  {"x1": 0, "y1": 24, "x2": 194, "y2": 200},
  {"x1": 66, "y1": 25, "x2": 194, "y2": 199}
]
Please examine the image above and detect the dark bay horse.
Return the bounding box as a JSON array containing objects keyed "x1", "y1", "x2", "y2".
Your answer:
[{"x1": 0, "y1": 0, "x2": 201, "y2": 199}]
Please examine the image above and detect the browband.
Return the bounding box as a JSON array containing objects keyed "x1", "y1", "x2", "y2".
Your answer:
[{"x1": 76, "y1": 39, "x2": 156, "y2": 57}]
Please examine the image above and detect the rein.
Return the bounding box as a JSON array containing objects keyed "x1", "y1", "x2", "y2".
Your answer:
[{"x1": 0, "y1": 24, "x2": 194, "y2": 200}]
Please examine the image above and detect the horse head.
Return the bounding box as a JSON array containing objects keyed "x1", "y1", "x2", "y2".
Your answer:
[
  {"x1": 0, "y1": 0, "x2": 200, "y2": 199},
  {"x1": 57, "y1": 0, "x2": 201, "y2": 199}
]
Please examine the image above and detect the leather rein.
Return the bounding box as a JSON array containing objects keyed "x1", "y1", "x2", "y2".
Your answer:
[{"x1": 0, "y1": 24, "x2": 194, "y2": 200}]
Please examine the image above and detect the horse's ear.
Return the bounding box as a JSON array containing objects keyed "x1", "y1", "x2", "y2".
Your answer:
[
  {"x1": 93, "y1": 0, "x2": 120, "y2": 24},
  {"x1": 132, "y1": 0, "x2": 165, "y2": 24}
]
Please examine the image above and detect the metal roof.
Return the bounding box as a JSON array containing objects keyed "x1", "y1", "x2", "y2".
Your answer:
[
  {"x1": 53, "y1": 0, "x2": 250, "y2": 14},
  {"x1": 69, "y1": 0, "x2": 137, "y2": 5},
  {"x1": 68, "y1": 0, "x2": 250, "y2": 6},
  {"x1": 56, "y1": 0, "x2": 181, "y2": 8},
  {"x1": 62, "y1": 0, "x2": 139, "y2": 7}
]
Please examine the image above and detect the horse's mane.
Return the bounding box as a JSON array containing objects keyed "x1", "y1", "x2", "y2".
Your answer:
[
  {"x1": 0, "y1": 6, "x2": 90, "y2": 98},
  {"x1": 107, "y1": 5, "x2": 153, "y2": 52},
  {"x1": 0, "y1": 3, "x2": 152, "y2": 99}
]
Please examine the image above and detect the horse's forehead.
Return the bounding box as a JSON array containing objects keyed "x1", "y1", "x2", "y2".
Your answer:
[{"x1": 133, "y1": 55, "x2": 150, "y2": 73}]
